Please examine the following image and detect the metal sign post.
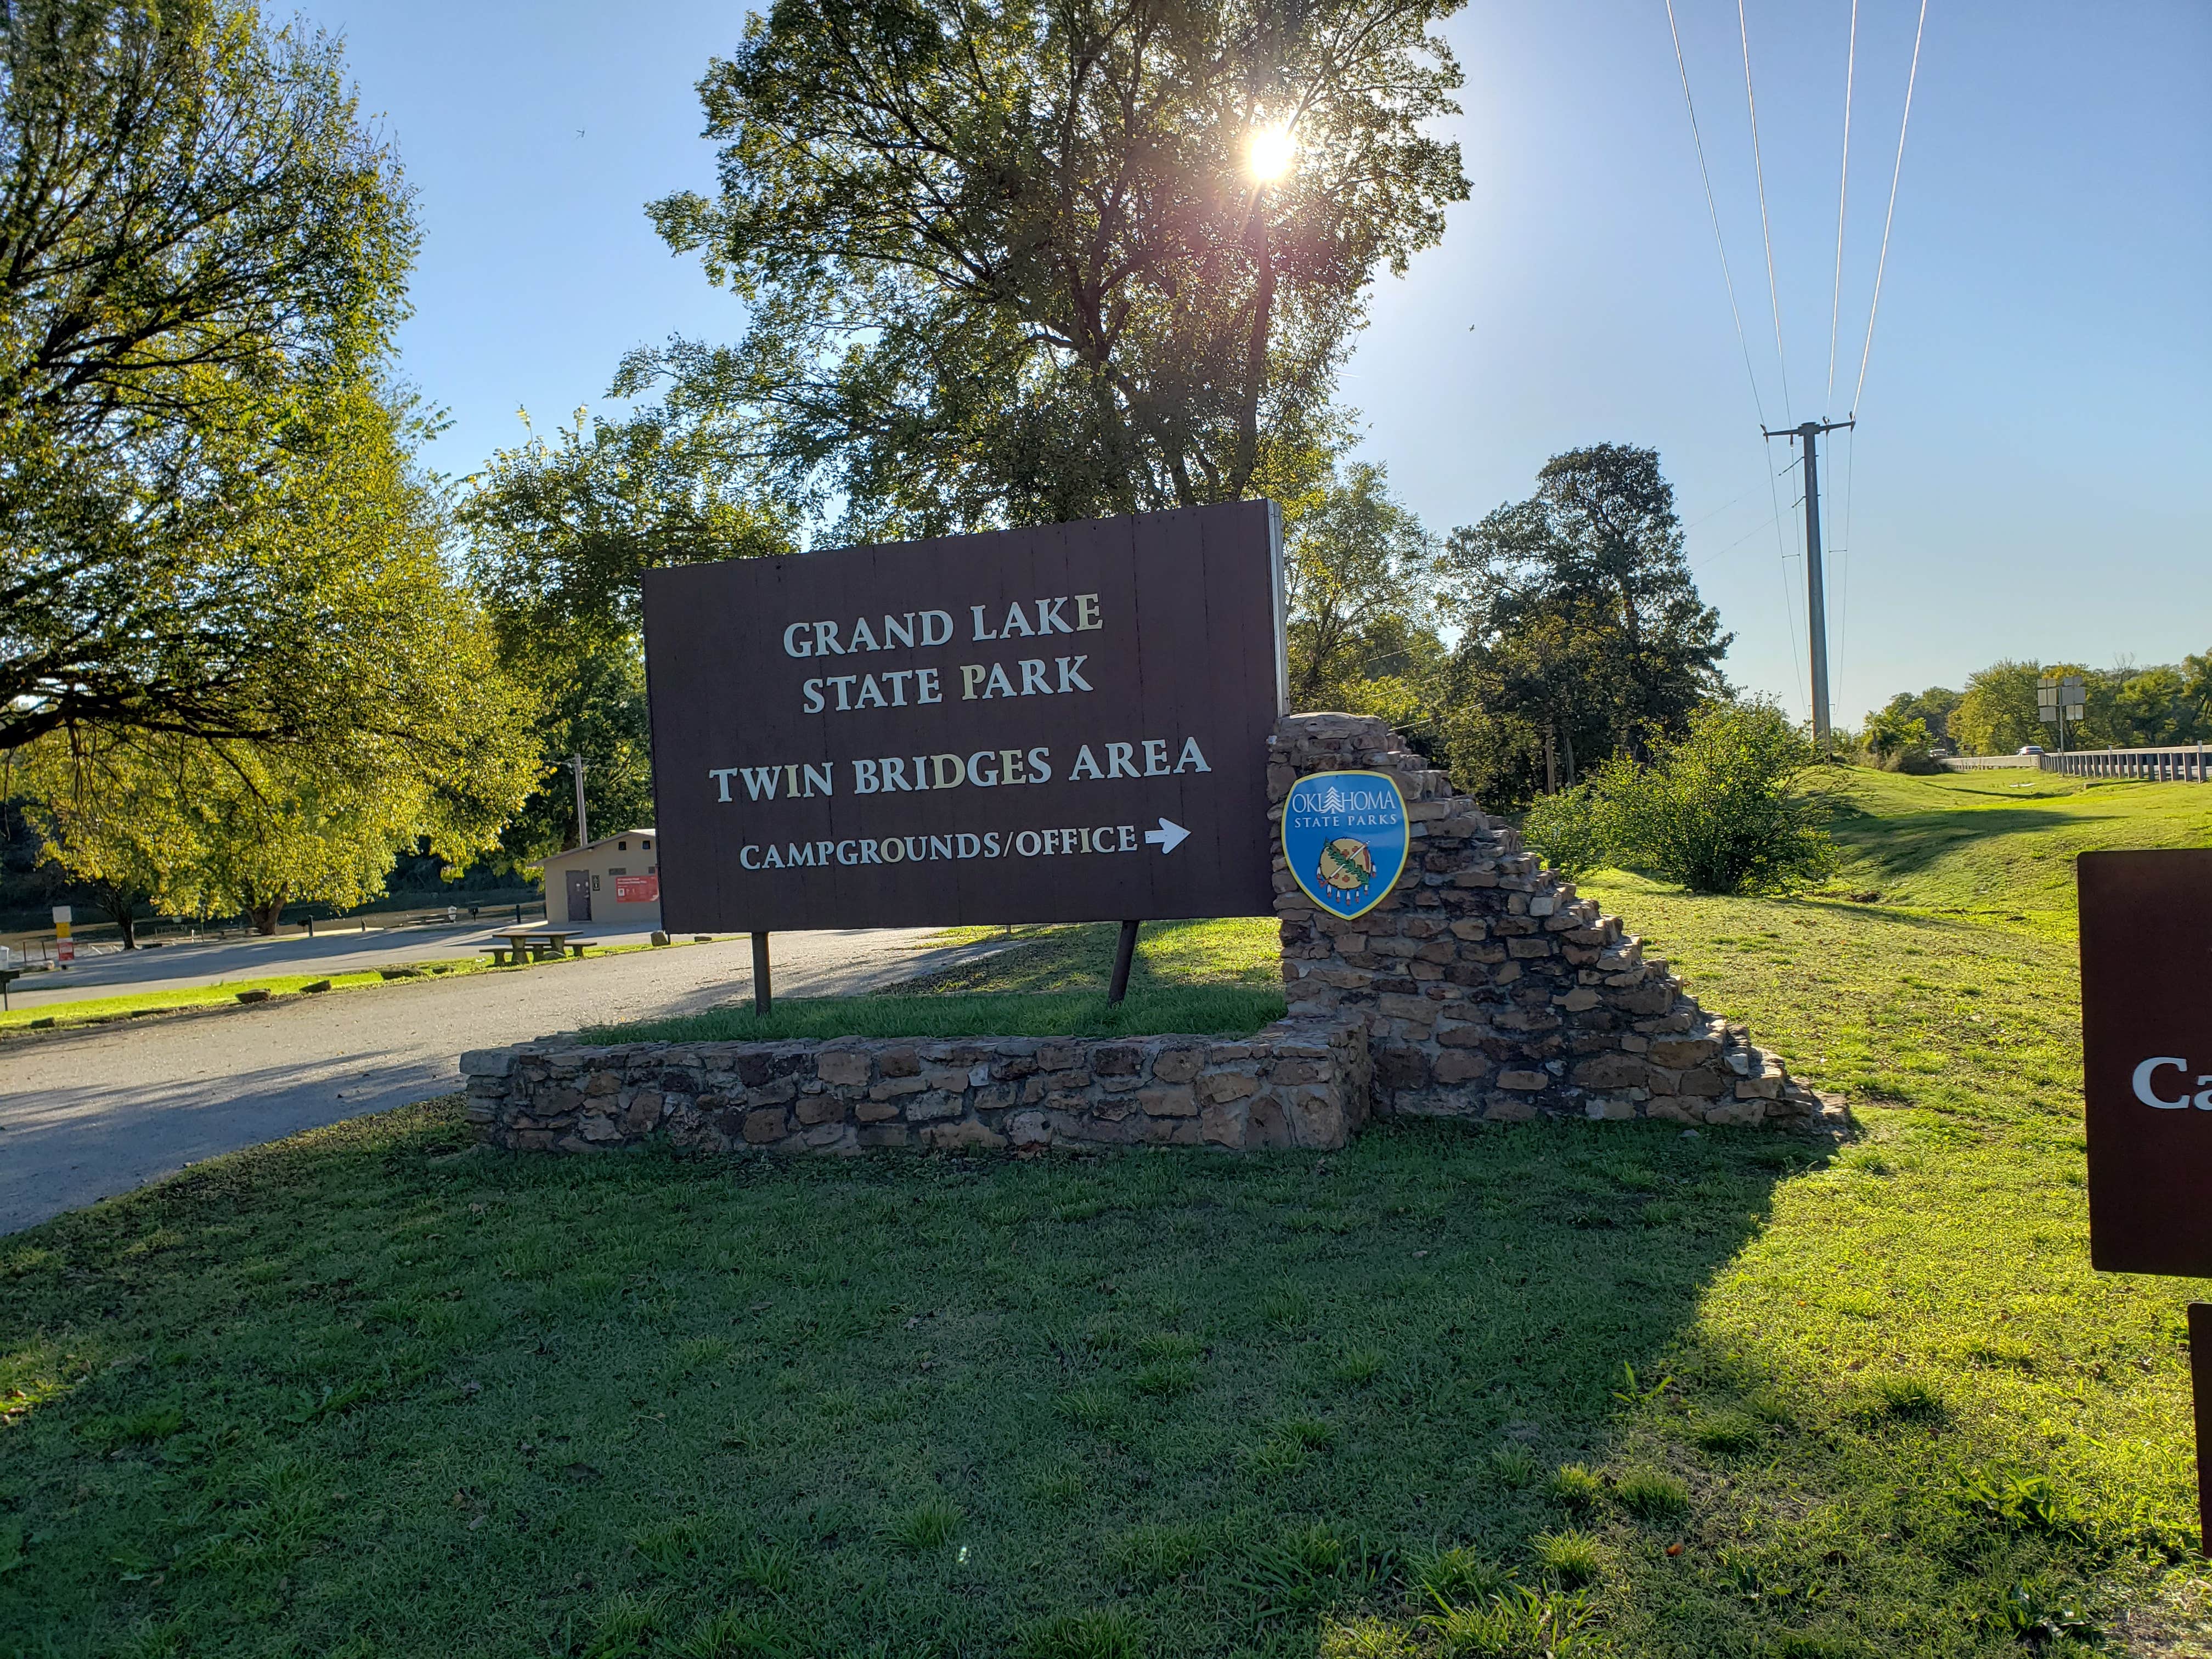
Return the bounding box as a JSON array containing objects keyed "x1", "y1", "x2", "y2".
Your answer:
[
  {"x1": 2040, "y1": 674, "x2": 2087, "y2": 752},
  {"x1": 2079, "y1": 850, "x2": 2212, "y2": 1554}
]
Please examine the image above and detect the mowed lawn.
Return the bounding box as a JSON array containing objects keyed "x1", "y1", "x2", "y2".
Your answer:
[{"x1": 2, "y1": 775, "x2": 2209, "y2": 1657}]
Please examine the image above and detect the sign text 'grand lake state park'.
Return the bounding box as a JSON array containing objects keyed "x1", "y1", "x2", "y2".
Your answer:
[{"x1": 641, "y1": 501, "x2": 1288, "y2": 931}]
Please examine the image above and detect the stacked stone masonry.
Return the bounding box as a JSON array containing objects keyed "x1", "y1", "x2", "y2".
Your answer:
[
  {"x1": 463, "y1": 712, "x2": 1838, "y2": 1155},
  {"x1": 1273, "y1": 712, "x2": 1837, "y2": 1128},
  {"x1": 463, "y1": 1019, "x2": 1373, "y2": 1154}
]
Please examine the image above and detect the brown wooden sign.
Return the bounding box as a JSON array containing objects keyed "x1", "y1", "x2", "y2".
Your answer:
[
  {"x1": 641, "y1": 502, "x2": 1286, "y2": 932},
  {"x1": 2078, "y1": 849, "x2": 2212, "y2": 1277}
]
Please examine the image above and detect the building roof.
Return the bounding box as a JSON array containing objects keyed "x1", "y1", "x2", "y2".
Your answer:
[{"x1": 528, "y1": 829, "x2": 658, "y2": 870}]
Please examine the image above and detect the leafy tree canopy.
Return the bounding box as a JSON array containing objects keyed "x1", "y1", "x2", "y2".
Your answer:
[
  {"x1": 1283, "y1": 460, "x2": 1444, "y2": 727},
  {"x1": 623, "y1": 0, "x2": 1469, "y2": 539},
  {"x1": 492, "y1": 635, "x2": 657, "y2": 865},
  {"x1": 460, "y1": 407, "x2": 800, "y2": 658},
  {"x1": 0, "y1": 0, "x2": 422, "y2": 751},
  {"x1": 1870, "y1": 686, "x2": 1961, "y2": 748},
  {"x1": 25, "y1": 578, "x2": 538, "y2": 936},
  {"x1": 1439, "y1": 443, "x2": 1731, "y2": 808},
  {"x1": 1931, "y1": 657, "x2": 2212, "y2": 756}
]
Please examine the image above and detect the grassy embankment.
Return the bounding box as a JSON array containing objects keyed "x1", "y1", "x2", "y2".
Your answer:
[{"x1": 2, "y1": 770, "x2": 2209, "y2": 1657}]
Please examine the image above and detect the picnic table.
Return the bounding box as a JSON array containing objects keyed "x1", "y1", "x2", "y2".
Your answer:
[{"x1": 487, "y1": 929, "x2": 588, "y2": 967}]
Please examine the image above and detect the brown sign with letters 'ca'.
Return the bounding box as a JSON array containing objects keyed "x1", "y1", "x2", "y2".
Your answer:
[
  {"x1": 2079, "y1": 849, "x2": 2212, "y2": 1277},
  {"x1": 641, "y1": 502, "x2": 1286, "y2": 933}
]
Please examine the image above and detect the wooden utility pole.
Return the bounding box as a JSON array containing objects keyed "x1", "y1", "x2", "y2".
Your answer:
[{"x1": 1763, "y1": 419, "x2": 1854, "y2": 751}]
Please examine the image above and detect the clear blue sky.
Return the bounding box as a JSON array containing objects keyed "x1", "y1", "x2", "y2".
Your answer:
[{"x1": 326, "y1": 0, "x2": 2210, "y2": 726}]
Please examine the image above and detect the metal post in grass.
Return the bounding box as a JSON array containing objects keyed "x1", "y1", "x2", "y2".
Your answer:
[
  {"x1": 752, "y1": 931, "x2": 772, "y2": 1015},
  {"x1": 2196, "y1": 1304, "x2": 2212, "y2": 1556},
  {"x1": 1107, "y1": 919, "x2": 1140, "y2": 1006}
]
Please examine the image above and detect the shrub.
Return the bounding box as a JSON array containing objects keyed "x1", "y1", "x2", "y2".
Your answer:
[
  {"x1": 1593, "y1": 698, "x2": 1836, "y2": 894},
  {"x1": 1860, "y1": 708, "x2": 1940, "y2": 771},
  {"x1": 1521, "y1": 783, "x2": 1615, "y2": 879}
]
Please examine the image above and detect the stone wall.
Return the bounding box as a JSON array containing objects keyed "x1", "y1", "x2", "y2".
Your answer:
[
  {"x1": 460, "y1": 711, "x2": 1840, "y2": 1156},
  {"x1": 461, "y1": 1017, "x2": 1372, "y2": 1154},
  {"x1": 1272, "y1": 713, "x2": 1837, "y2": 1129}
]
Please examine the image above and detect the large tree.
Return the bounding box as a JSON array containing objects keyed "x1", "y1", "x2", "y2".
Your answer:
[
  {"x1": 460, "y1": 407, "x2": 799, "y2": 657},
  {"x1": 1441, "y1": 444, "x2": 1731, "y2": 806},
  {"x1": 0, "y1": 0, "x2": 418, "y2": 750},
  {"x1": 459, "y1": 409, "x2": 798, "y2": 860},
  {"x1": 624, "y1": 0, "x2": 1468, "y2": 538},
  {"x1": 27, "y1": 569, "x2": 539, "y2": 936},
  {"x1": 1282, "y1": 460, "x2": 1447, "y2": 743},
  {"x1": 1948, "y1": 659, "x2": 2057, "y2": 756}
]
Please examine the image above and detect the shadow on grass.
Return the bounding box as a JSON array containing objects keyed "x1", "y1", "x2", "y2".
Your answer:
[
  {"x1": 0, "y1": 1098, "x2": 1810, "y2": 1658},
  {"x1": 1824, "y1": 805, "x2": 2103, "y2": 881}
]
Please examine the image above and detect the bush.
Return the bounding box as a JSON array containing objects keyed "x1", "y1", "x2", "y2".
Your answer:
[
  {"x1": 1520, "y1": 784, "x2": 1613, "y2": 879},
  {"x1": 1591, "y1": 699, "x2": 1836, "y2": 895}
]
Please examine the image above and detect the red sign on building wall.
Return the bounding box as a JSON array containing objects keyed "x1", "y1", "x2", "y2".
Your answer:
[{"x1": 613, "y1": 875, "x2": 659, "y2": 905}]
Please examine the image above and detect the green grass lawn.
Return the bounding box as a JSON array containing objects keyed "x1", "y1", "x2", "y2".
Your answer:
[
  {"x1": 0, "y1": 964, "x2": 479, "y2": 1035},
  {"x1": 1818, "y1": 768, "x2": 2212, "y2": 940},
  {"x1": 0, "y1": 939, "x2": 716, "y2": 1037},
  {"x1": 594, "y1": 918, "x2": 1287, "y2": 1045},
  {"x1": 3, "y1": 783, "x2": 2209, "y2": 1656}
]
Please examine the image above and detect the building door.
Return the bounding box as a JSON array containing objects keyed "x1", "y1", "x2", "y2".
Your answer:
[{"x1": 566, "y1": 869, "x2": 591, "y2": 923}]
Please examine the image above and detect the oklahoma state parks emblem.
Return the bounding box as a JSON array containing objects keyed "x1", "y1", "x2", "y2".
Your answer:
[{"x1": 1282, "y1": 770, "x2": 1410, "y2": 921}]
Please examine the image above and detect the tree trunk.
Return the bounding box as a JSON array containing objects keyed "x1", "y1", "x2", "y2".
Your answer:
[
  {"x1": 249, "y1": 887, "x2": 290, "y2": 935},
  {"x1": 1229, "y1": 206, "x2": 1276, "y2": 499},
  {"x1": 94, "y1": 882, "x2": 143, "y2": 947}
]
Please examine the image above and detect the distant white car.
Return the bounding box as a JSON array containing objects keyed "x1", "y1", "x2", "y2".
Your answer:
[{"x1": 2017, "y1": 744, "x2": 2046, "y2": 756}]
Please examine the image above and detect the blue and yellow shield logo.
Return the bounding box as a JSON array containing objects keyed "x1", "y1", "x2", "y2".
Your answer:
[{"x1": 1282, "y1": 770, "x2": 1410, "y2": 921}]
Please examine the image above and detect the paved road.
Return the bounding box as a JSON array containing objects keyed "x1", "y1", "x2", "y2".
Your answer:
[
  {"x1": 0, "y1": 929, "x2": 995, "y2": 1234},
  {"x1": 3, "y1": 918, "x2": 670, "y2": 1011}
]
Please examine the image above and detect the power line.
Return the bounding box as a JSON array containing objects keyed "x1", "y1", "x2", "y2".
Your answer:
[
  {"x1": 1691, "y1": 509, "x2": 1782, "y2": 568},
  {"x1": 1738, "y1": 0, "x2": 1791, "y2": 419},
  {"x1": 1660, "y1": 0, "x2": 1801, "y2": 720},
  {"x1": 1850, "y1": 0, "x2": 1929, "y2": 416},
  {"x1": 1826, "y1": 0, "x2": 1858, "y2": 409},
  {"x1": 1682, "y1": 486, "x2": 1758, "y2": 533},
  {"x1": 1836, "y1": 422, "x2": 1859, "y2": 697},
  {"x1": 1663, "y1": 0, "x2": 1768, "y2": 426}
]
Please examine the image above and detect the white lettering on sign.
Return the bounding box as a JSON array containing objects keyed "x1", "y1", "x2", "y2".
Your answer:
[
  {"x1": 969, "y1": 595, "x2": 1104, "y2": 640},
  {"x1": 783, "y1": 612, "x2": 956, "y2": 658},
  {"x1": 2131, "y1": 1056, "x2": 2212, "y2": 1109},
  {"x1": 732, "y1": 822, "x2": 1157, "y2": 870},
  {"x1": 708, "y1": 738, "x2": 1210, "y2": 803}
]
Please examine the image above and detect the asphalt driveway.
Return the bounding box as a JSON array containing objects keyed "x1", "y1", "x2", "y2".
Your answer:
[{"x1": 0, "y1": 928, "x2": 995, "y2": 1234}]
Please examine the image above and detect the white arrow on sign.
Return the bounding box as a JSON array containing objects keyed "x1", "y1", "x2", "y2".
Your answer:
[{"x1": 1144, "y1": 817, "x2": 1191, "y2": 854}]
